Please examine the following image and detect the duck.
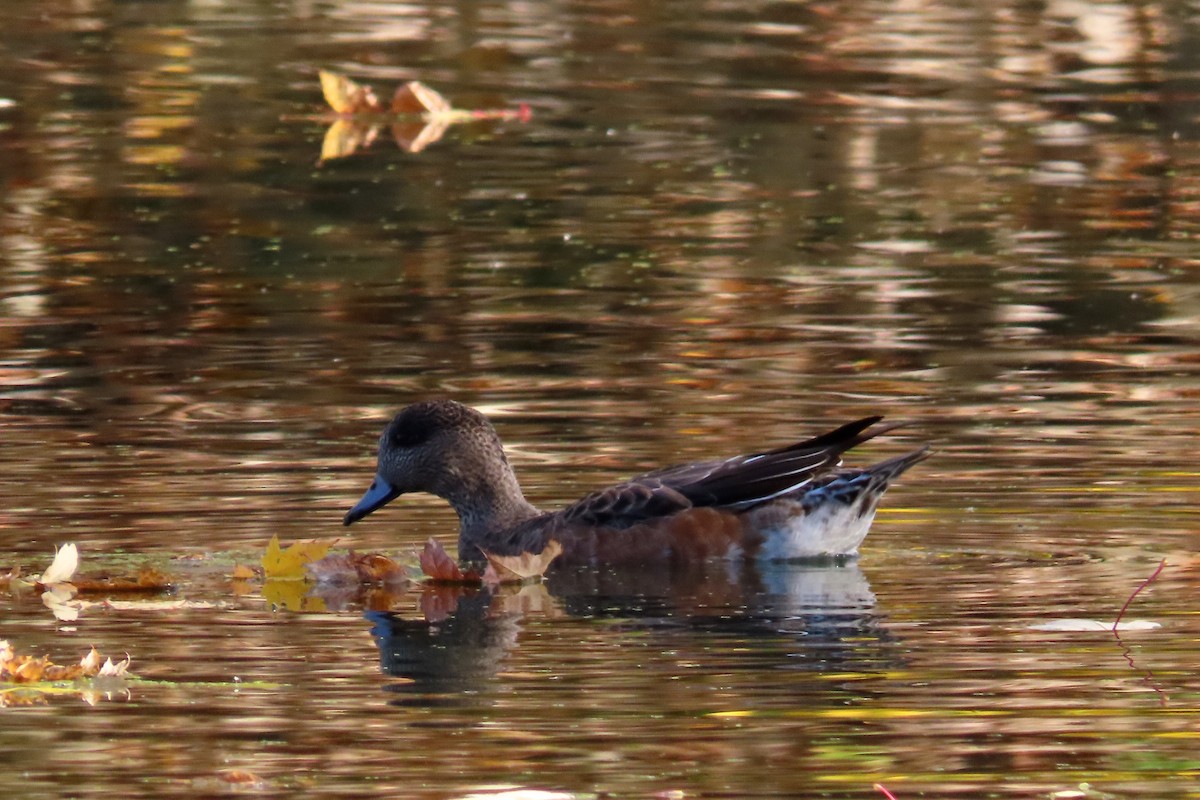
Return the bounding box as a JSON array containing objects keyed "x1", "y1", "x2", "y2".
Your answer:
[{"x1": 343, "y1": 400, "x2": 930, "y2": 566}]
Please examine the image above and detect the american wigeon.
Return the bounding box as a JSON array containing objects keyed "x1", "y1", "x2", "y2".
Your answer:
[{"x1": 343, "y1": 400, "x2": 930, "y2": 565}]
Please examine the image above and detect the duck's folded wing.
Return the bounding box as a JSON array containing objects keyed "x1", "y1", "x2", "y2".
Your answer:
[
  {"x1": 561, "y1": 417, "x2": 892, "y2": 528},
  {"x1": 561, "y1": 480, "x2": 693, "y2": 527}
]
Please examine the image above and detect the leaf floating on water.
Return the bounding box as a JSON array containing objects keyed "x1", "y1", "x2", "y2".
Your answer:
[
  {"x1": 37, "y1": 543, "x2": 79, "y2": 587},
  {"x1": 319, "y1": 70, "x2": 381, "y2": 114},
  {"x1": 73, "y1": 566, "x2": 173, "y2": 594},
  {"x1": 305, "y1": 551, "x2": 407, "y2": 586},
  {"x1": 230, "y1": 564, "x2": 257, "y2": 580},
  {"x1": 481, "y1": 541, "x2": 563, "y2": 584},
  {"x1": 261, "y1": 535, "x2": 335, "y2": 580},
  {"x1": 1, "y1": 640, "x2": 133, "y2": 705},
  {"x1": 392, "y1": 81, "x2": 452, "y2": 117},
  {"x1": 1029, "y1": 618, "x2": 1162, "y2": 632},
  {"x1": 418, "y1": 538, "x2": 482, "y2": 583},
  {"x1": 313, "y1": 69, "x2": 530, "y2": 162}
]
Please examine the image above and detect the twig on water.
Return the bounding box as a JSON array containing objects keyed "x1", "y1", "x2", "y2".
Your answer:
[
  {"x1": 1111, "y1": 558, "x2": 1167, "y2": 707},
  {"x1": 1112, "y1": 558, "x2": 1165, "y2": 631}
]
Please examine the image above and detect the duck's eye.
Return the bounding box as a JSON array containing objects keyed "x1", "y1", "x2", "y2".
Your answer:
[{"x1": 390, "y1": 421, "x2": 432, "y2": 448}]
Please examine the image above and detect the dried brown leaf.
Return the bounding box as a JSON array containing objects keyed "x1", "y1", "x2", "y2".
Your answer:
[
  {"x1": 306, "y1": 551, "x2": 407, "y2": 586},
  {"x1": 391, "y1": 81, "x2": 452, "y2": 116},
  {"x1": 482, "y1": 541, "x2": 563, "y2": 583},
  {"x1": 419, "y1": 538, "x2": 482, "y2": 583},
  {"x1": 1, "y1": 641, "x2": 130, "y2": 686},
  {"x1": 73, "y1": 566, "x2": 173, "y2": 594}
]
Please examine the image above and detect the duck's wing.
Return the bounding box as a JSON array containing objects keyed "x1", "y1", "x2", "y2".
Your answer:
[{"x1": 560, "y1": 417, "x2": 893, "y2": 528}]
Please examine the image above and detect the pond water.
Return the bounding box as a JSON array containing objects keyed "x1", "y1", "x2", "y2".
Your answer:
[{"x1": 3, "y1": 0, "x2": 1200, "y2": 797}]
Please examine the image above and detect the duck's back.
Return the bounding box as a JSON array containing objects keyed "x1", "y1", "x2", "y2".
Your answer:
[{"x1": 486, "y1": 418, "x2": 929, "y2": 565}]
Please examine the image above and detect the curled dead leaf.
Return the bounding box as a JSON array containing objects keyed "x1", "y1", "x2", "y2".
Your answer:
[
  {"x1": 1, "y1": 640, "x2": 131, "y2": 686},
  {"x1": 481, "y1": 541, "x2": 563, "y2": 583},
  {"x1": 306, "y1": 551, "x2": 407, "y2": 586},
  {"x1": 72, "y1": 566, "x2": 173, "y2": 594},
  {"x1": 419, "y1": 538, "x2": 482, "y2": 583}
]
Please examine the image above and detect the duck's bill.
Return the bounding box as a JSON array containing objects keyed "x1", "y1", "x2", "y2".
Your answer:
[{"x1": 343, "y1": 474, "x2": 402, "y2": 526}]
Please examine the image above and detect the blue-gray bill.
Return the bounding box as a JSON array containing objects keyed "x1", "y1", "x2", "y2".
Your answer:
[{"x1": 343, "y1": 474, "x2": 401, "y2": 526}]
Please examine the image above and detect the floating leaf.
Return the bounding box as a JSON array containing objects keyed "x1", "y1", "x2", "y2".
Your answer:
[
  {"x1": 306, "y1": 551, "x2": 407, "y2": 586},
  {"x1": 261, "y1": 535, "x2": 335, "y2": 580},
  {"x1": 230, "y1": 564, "x2": 257, "y2": 580},
  {"x1": 1, "y1": 639, "x2": 133, "y2": 705},
  {"x1": 418, "y1": 538, "x2": 482, "y2": 583},
  {"x1": 481, "y1": 541, "x2": 563, "y2": 584},
  {"x1": 37, "y1": 543, "x2": 78, "y2": 586},
  {"x1": 313, "y1": 70, "x2": 530, "y2": 163},
  {"x1": 392, "y1": 81, "x2": 452, "y2": 116},
  {"x1": 97, "y1": 655, "x2": 131, "y2": 677},
  {"x1": 319, "y1": 70, "x2": 381, "y2": 114},
  {"x1": 73, "y1": 566, "x2": 173, "y2": 594}
]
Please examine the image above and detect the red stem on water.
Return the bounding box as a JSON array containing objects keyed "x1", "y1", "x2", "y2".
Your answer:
[
  {"x1": 874, "y1": 784, "x2": 898, "y2": 800},
  {"x1": 1110, "y1": 558, "x2": 1168, "y2": 707},
  {"x1": 1113, "y1": 558, "x2": 1166, "y2": 631}
]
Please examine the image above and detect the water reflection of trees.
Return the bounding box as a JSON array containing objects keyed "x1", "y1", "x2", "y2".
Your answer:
[{"x1": 2, "y1": 1, "x2": 1199, "y2": 554}]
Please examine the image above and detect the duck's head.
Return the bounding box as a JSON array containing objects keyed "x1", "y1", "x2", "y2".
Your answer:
[{"x1": 342, "y1": 400, "x2": 518, "y2": 527}]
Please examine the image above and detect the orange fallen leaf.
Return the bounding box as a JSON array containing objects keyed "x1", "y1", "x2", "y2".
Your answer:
[
  {"x1": 230, "y1": 564, "x2": 257, "y2": 580},
  {"x1": 72, "y1": 566, "x2": 173, "y2": 594}
]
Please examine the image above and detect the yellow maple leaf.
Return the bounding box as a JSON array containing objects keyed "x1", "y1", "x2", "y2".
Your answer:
[{"x1": 260, "y1": 535, "x2": 334, "y2": 580}]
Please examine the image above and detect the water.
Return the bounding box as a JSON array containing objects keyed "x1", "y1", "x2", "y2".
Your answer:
[{"x1": 3, "y1": 0, "x2": 1200, "y2": 797}]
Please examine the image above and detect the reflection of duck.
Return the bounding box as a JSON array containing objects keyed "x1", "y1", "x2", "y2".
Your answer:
[
  {"x1": 367, "y1": 560, "x2": 897, "y2": 702},
  {"x1": 344, "y1": 400, "x2": 929, "y2": 564}
]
